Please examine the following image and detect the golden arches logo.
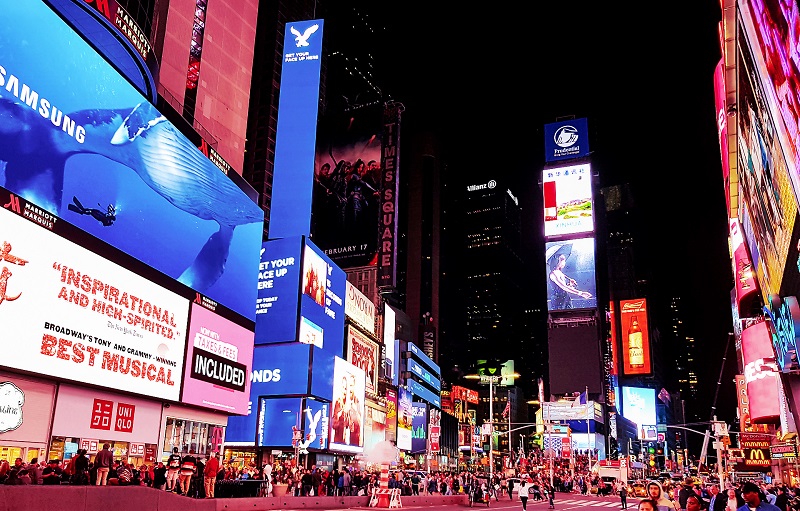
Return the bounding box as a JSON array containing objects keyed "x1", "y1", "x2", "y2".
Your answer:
[{"x1": 750, "y1": 449, "x2": 766, "y2": 460}]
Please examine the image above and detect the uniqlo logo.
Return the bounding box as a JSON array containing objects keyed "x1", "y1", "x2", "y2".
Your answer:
[
  {"x1": 114, "y1": 403, "x2": 135, "y2": 433},
  {"x1": 90, "y1": 399, "x2": 113, "y2": 430}
]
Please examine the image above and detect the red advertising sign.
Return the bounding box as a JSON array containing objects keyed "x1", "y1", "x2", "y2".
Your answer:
[
  {"x1": 115, "y1": 403, "x2": 136, "y2": 433},
  {"x1": 730, "y1": 219, "x2": 757, "y2": 308},
  {"x1": 742, "y1": 322, "x2": 781, "y2": 423},
  {"x1": 451, "y1": 385, "x2": 479, "y2": 405},
  {"x1": 430, "y1": 425, "x2": 441, "y2": 452},
  {"x1": 619, "y1": 299, "x2": 652, "y2": 375},
  {"x1": 561, "y1": 437, "x2": 571, "y2": 458},
  {"x1": 90, "y1": 399, "x2": 113, "y2": 431},
  {"x1": 735, "y1": 374, "x2": 750, "y2": 430},
  {"x1": 714, "y1": 59, "x2": 731, "y2": 211}
]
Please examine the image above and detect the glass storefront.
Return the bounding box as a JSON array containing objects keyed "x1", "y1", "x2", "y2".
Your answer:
[{"x1": 161, "y1": 416, "x2": 224, "y2": 461}]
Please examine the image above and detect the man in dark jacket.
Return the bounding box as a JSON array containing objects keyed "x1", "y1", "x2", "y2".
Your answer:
[{"x1": 678, "y1": 477, "x2": 698, "y2": 510}]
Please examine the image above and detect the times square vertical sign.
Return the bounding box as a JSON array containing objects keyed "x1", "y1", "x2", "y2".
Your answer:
[{"x1": 378, "y1": 104, "x2": 402, "y2": 290}]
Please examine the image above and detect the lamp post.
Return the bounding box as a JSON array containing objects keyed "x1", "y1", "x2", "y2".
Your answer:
[{"x1": 466, "y1": 372, "x2": 520, "y2": 483}]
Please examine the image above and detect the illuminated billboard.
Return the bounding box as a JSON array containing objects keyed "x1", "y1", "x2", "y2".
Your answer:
[
  {"x1": 346, "y1": 326, "x2": 379, "y2": 395},
  {"x1": 542, "y1": 163, "x2": 594, "y2": 237},
  {"x1": 255, "y1": 236, "x2": 345, "y2": 356},
  {"x1": 408, "y1": 359, "x2": 441, "y2": 392},
  {"x1": 477, "y1": 360, "x2": 516, "y2": 386},
  {"x1": 0, "y1": 188, "x2": 188, "y2": 402},
  {"x1": 545, "y1": 237, "x2": 597, "y2": 311},
  {"x1": 741, "y1": 321, "x2": 781, "y2": 424},
  {"x1": 411, "y1": 402, "x2": 428, "y2": 454},
  {"x1": 397, "y1": 387, "x2": 413, "y2": 451},
  {"x1": 0, "y1": 2, "x2": 264, "y2": 321},
  {"x1": 345, "y1": 281, "x2": 375, "y2": 335},
  {"x1": 182, "y1": 303, "x2": 253, "y2": 415},
  {"x1": 385, "y1": 388, "x2": 397, "y2": 443},
  {"x1": 621, "y1": 387, "x2": 657, "y2": 440},
  {"x1": 736, "y1": 9, "x2": 797, "y2": 297},
  {"x1": 312, "y1": 105, "x2": 383, "y2": 268},
  {"x1": 383, "y1": 305, "x2": 399, "y2": 385},
  {"x1": 269, "y1": 19, "x2": 324, "y2": 239},
  {"x1": 256, "y1": 397, "x2": 301, "y2": 448},
  {"x1": 619, "y1": 299, "x2": 652, "y2": 376},
  {"x1": 543, "y1": 118, "x2": 590, "y2": 162},
  {"x1": 608, "y1": 301, "x2": 618, "y2": 376},
  {"x1": 329, "y1": 357, "x2": 365, "y2": 453}
]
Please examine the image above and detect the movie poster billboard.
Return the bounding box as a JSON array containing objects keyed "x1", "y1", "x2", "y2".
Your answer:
[
  {"x1": 542, "y1": 163, "x2": 594, "y2": 237},
  {"x1": 345, "y1": 281, "x2": 375, "y2": 335},
  {"x1": 545, "y1": 237, "x2": 597, "y2": 311},
  {"x1": 619, "y1": 299, "x2": 652, "y2": 376},
  {"x1": 0, "y1": 2, "x2": 264, "y2": 321},
  {"x1": 312, "y1": 105, "x2": 383, "y2": 268},
  {"x1": 397, "y1": 387, "x2": 413, "y2": 451},
  {"x1": 182, "y1": 303, "x2": 253, "y2": 415},
  {"x1": 329, "y1": 357, "x2": 365, "y2": 453},
  {"x1": 0, "y1": 188, "x2": 188, "y2": 402},
  {"x1": 346, "y1": 326, "x2": 379, "y2": 395}
]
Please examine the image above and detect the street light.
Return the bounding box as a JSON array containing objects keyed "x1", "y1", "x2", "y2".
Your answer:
[{"x1": 465, "y1": 372, "x2": 520, "y2": 483}]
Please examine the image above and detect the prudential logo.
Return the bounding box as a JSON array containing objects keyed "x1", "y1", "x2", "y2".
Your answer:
[{"x1": 554, "y1": 125, "x2": 579, "y2": 148}]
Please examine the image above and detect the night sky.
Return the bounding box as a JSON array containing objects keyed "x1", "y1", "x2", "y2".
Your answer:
[{"x1": 360, "y1": 3, "x2": 737, "y2": 433}]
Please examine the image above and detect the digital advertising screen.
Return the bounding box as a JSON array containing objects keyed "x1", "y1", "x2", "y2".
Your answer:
[
  {"x1": 383, "y1": 305, "x2": 398, "y2": 385},
  {"x1": 269, "y1": 19, "x2": 324, "y2": 239},
  {"x1": 0, "y1": 2, "x2": 264, "y2": 321},
  {"x1": 364, "y1": 405, "x2": 387, "y2": 454},
  {"x1": 182, "y1": 302, "x2": 253, "y2": 415},
  {"x1": 542, "y1": 163, "x2": 594, "y2": 237},
  {"x1": 408, "y1": 379, "x2": 441, "y2": 408},
  {"x1": 300, "y1": 240, "x2": 345, "y2": 355},
  {"x1": 256, "y1": 397, "x2": 302, "y2": 447},
  {"x1": 249, "y1": 343, "x2": 311, "y2": 397},
  {"x1": 408, "y1": 359, "x2": 441, "y2": 392},
  {"x1": 345, "y1": 281, "x2": 376, "y2": 335},
  {"x1": 477, "y1": 359, "x2": 516, "y2": 386},
  {"x1": 300, "y1": 398, "x2": 329, "y2": 451},
  {"x1": 312, "y1": 104, "x2": 383, "y2": 268},
  {"x1": 385, "y1": 387, "x2": 397, "y2": 444},
  {"x1": 619, "y1": 299, "x2": 652, "y2": 376},
  {"x1": 0, "y1": 188, "x2": 189, "y2": 402},
  {"x1": 347, "y1": 326, "x2": 379, "y2": 395},
  {"x1": 741, "y1": 321, "x2": 781, "y2": 423},
  {"x1": 408, "y1": 342, "x2": 440, "y2": 378},
  {"x1": 621, "y1": 387, "x2": 657, "y2": 440},
  {"x1": 309, "y1": 337, "x2": 336, "y2": 402},
  {"x1": 329, "y1": 357, "x2": 365, "y2": 453},
  {"x1": 545, "y1": 237, "x2": 597, "y2": 311},
  {"x1": 548, "y1": 324, "x2": 603, "y2": 396},
  {"x1": 397, "y1": 387, "x2": 413, "y2": 451},
  {"x1": 256, "y1": 237, "x2": 302, "y2": 344},
  {"x1": 411, "y1": 402, "x2": 428, "y2": 454},
  {"x1": 543, "y1": 118, "x2": 590, "y2": 162}
]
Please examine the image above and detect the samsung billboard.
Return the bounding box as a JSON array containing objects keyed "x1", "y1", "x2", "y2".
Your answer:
[{"x1": 0, "y1": 1, "x2": 264, "y2": 321}]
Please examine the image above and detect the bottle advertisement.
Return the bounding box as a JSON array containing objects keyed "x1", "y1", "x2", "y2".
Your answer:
[{"x1": 619, "y1": 299, "x2": 652, "y2": 376}]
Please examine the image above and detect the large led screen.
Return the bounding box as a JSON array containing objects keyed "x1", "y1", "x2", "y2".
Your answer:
[
  {"x1": 542, "y1": 163, "x2": 594, "y2": 237},
  {"x1": 548, "y1": 324, "x2": 603, "y2": 396},
  {"x1": 329, "y1": 357, "x2": 365, "y2": 454},
  {"x1": 312, "y1": 105, "x2": 383, "y2": 268},
  {"x1": 545, "y1": 237, "x2": 597, "y2": 311},
  {"x1": 256, "y1": 397, "x2": 302, "y2": 447},
  {"x1": 383, "y1": 305, "x2": 399, "y2": 385},
  {"x1": 397, "y1": 387, "x2": 413, "y2": 451},
  {"x1": 269, "y1": 19, "x2": 324, "y2": 239},
  {"x1": 181, "y1": 303, "x2": 253, "y2": 415},
  {"x1": 411, "y1": 402, "x2": 428, "y2": 454},
  {"x1": 621, "y1": 387, "x2": 657, "y2": 440},
  {"x1": 0, "y1": 188, "x2": 189, "y2": 402},
  {"x1": 741, "y1": 321, "x2": 781, "y2": 423},
  {"x1": 619, "y1": 299, "x2": 652, "y2": 376},
  {"x1": 225, "y1": 343, "x2": 312, "y2": 444},
  {"x1": 255, "y1": 236, "x2": 345, "y2": 357},
  {"x1": 301, "y1": 398, "x2": 329, "y2": 451},
  {"x1": 0, "y1": 2, "x2": 264, "y2": 321},
  {"x1": 736, "y1": 8, "x2": 796, "y2": 296}
]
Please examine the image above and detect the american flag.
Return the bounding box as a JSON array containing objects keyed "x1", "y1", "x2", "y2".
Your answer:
[{"x1": 501, "y1": 401, "x2": 510, "y2": 418}]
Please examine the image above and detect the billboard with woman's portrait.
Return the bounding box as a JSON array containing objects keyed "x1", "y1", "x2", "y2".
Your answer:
[{"x1": 545, "y1": 237, "x2": 597, "y2": 312}]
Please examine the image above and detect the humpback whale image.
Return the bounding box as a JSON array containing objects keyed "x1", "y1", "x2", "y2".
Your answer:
[{"x1": 0, "y1": 93, "x2": 263, "y2": 295}]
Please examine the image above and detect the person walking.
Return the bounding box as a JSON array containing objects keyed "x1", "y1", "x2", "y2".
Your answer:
[
  {"x1": 204, "y1": 452, "x2": 219, "y2": 498},
  {"x1": 518, "y1": 478, "x2": 530, "y2": 511},
  {"x1": 93, "y1": 443, "x2": 114, "y2": 486},
  {"x1": 166, "y1": 447, "x2": 182, "y2": 492},
  {"x1": 178, "y1": 451, "x2": 197, "y2": 496}
]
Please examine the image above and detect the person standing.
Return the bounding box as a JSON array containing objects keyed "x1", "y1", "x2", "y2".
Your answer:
[
  {"x1": 618, "y1": 480, "x2": 629, "y2": 509},
  {"x1": 738, "y1": 481, "x2": 781, "y2": 511},
  {"x1": 179, "y1": 451, "x2": 197, "y2": 496},
  {"x1": 518, "y1": 479, "x2": 530, "y2": 511},
  {"x1": 93, "y1": 443, "x2": 114, "y2": 486},
  {"x1": 203, "y1": 453, "x2": 219, "y2": 498},
  {"x1": 42, "y1": 460, "x2": 63, "y2": 485},
  {"x1": 166, "y1": 447, "x2": 182, "y2": 492},
  {"x1": 153, "y1": 461, "x2": 167, "y2": 490}
]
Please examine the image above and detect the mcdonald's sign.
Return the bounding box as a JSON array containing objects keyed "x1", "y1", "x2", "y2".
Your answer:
[{"x1": 737, "y1": 447, "x2": 771, "y2": 470}]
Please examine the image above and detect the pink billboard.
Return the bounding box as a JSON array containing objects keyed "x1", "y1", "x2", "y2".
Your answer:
[
  {"x1": 714, "y1": 59, "x2": 731, "y2": 211},
  {"x1": 181, "y1": 303, "x2": 254, "y2": 415},
  {"x1": 741, "y1": 321, "x2": 781, "y2": 423},
  {"x1": 730, "y1": 219, "x2": 758, "y2": 310}
]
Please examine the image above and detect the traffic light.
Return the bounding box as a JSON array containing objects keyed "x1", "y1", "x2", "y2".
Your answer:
[
  {"x1": 649, "y1": 454, "x2": 655, "y2": 467},
  {"x1": 648, "y1": 447, "x2": 655, "y2": 454}
]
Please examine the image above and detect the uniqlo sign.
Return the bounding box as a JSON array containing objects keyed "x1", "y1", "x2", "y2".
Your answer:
[
  {"x1": 90, "y1": 399, "x2": 114, "y2": 430},
  {"x1": 89, "y1": 399, "x2": 135, "y2": 433}
]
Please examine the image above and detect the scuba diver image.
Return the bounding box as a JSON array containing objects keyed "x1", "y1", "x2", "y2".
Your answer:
[{"x1": 67, "y1": 196, "x2": 116, "y2": 227}]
